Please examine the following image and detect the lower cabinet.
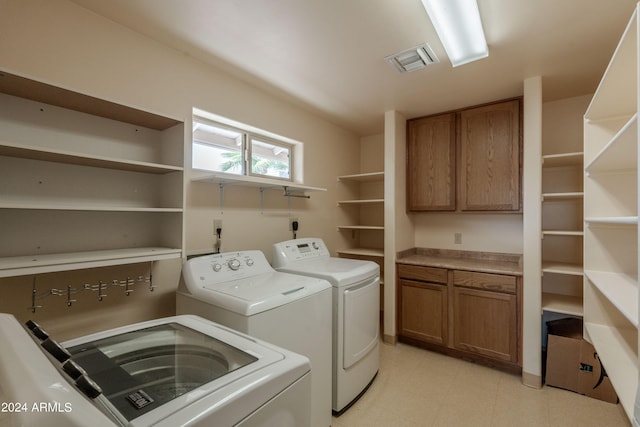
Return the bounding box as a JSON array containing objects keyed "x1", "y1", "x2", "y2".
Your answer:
[
  {"x1": 397, "y1": 263, "x2": 521, "y2": 370},
  {"x1": 397, "y1": 264, "x2": 448, "y2": 345},
  {"x1": 399, "y1": 279, "x2": 447, "y2": 345}
]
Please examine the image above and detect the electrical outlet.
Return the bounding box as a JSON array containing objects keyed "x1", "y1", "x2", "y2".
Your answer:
[
  {"x1": 289, "y1": 218, "x2": 299, "y2": 231},
  {"x1": 214, "y1": 219, "x2": 222, "y2": 233},
  {"x1": 454, "y1": 232, "x2": 462, "y2": 244}
]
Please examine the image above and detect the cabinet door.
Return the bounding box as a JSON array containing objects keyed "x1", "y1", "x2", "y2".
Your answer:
[
  {"x1": 398, "y1": 278, "x2": 447, "y2": 345},
  {"x1": 452, "y1": 286, "x2": 517, "y2": 362},
  {"x1": 459, "y1": 99, "x2": 521, "y2": 211},
  {"x1": 407, "y1": 113, "x2": 456, "y2": 211}
]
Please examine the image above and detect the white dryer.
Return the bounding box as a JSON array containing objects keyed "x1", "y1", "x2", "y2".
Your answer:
[
  {"x1": 272, "y1": 238, "x2": 380, "y2": 414},
  {"x1": 177, "y1": 250, "x2": 332, "y2": 427},
  {"x1": 0, "y1": 314, "x2": 311, "y2": 427}
]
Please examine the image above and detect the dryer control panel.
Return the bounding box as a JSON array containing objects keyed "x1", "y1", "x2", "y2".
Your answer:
[{"x1": 272, "y1": 238, "x2": 330, "y2": 265}]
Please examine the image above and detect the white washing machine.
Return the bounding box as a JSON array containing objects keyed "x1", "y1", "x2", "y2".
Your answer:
[
  {"x1": 0, "y1": 313, "x2": 311, "y2": 427},
  {"x1": 177, "y1": 250, "x2": 332, "y2": 427},
  {"x1": 272, "y1": 237, "x2": 380, "y2": 414}
]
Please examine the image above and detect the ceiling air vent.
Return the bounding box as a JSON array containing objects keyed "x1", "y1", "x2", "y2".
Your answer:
[{"x1": 385, "y1": 43, "x2": 439, "y2": 73}]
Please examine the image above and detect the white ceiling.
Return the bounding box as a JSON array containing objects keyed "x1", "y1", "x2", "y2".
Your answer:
[{"x1": 70, "y1": 0, "x2": 637, "y2": 135}]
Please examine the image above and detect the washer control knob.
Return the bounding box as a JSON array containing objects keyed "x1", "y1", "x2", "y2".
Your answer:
[
  {"x1": 63, "y1": 360, "x2": 87, "y2": 380},
  {"x1": 228, "y1": 259, "x2": 241, "y2": 271},
  {"x1": 212, "y1": 263, "x2": 222, "y2": 272},
  {"x1": 312, "y1": 242, "x2": 319, "y2": 250},
  {"x1": 41, "y1": 338, "x2": 71, "y2": 363},
  {"x1": 76, "y1": 375, "x2": 103, "y2": 399},
  {"x1": 246, "y1": 258, "x2": 254, "y2": 266}
]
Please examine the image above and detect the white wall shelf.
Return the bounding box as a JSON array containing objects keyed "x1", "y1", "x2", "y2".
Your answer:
[
  {"x1": 192, "y1": 172, "x2": 325, "y2": 193},
  {"x1": 336, "y1": 248, "x2": 384, "y2": 258},
  {"x1": 582, "y1": 5, "x2": 639, "y2": 421},
  {"x1": 585, "y1": 216, "x2": 638, "y2": 225},
  {"x1": 585, "y1": 114, "x2": 637, "y2": 173},
  {"x1": 337, "y1": 172, "x2": 384, "y2": 182},
  {"x1": 542, "y1": 230, "x2": 584, "y2": 236},
  {"x1": 337, "y1": 225, "x2": 384, "y2": 230},
  {"x1": 0, "y1": 203, "x2": 183, "y2": 212},
  {"x1": 542, "y1": 152, "x2": 584, "y2": 167},
  {"x1": 0, "y1": 141, "x2": 183, "y2": 174},
  {"x1": 542, "y1": 262, "x2": 584, "y2": 276},
  {"x1": 585, "y1": 270, "x2": 638, "y2": 326},
  {"x1": 541, "y1": 192, "x2": 584, "y2": 201},
  {"x1": 0, "y1": 248, "x2": 182, "y2": 278},
  {"x1": 541, "y1": 293, "x2": 583, "y2": 317},
  {"x1": 0, "y1": 72, "x2": 185, "y2": 276},
  {"x1": 584, "y1": 8, "x2": 637, "y2": 121},
  {"x1": 337, "y1": 199, "x2": 384, "y2": 205},
  {"x1": 584, "y1": 322, "x2": 638, "y2": 417}
]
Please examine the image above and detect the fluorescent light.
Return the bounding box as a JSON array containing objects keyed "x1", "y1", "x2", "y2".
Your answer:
[{"x1": 420, "y1": 0, "x2": 488, "y2": 67}]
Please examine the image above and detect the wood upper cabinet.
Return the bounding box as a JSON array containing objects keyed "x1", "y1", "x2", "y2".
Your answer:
[
  {"x1": 406, "y1": 113, "x2": 456, "y2": 211},
  {"x1": 406, "y1": 98, "x2": 522, "y2": 212},
  {"x1": 459, "y1": 99, "x2": 521, "y2": 211}
]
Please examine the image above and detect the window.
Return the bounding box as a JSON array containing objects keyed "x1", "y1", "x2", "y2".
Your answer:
[
  {"x1": 249, "y1": 136, "x2": 291, "y2": 179},
  {"x1": 192, "y1": 121, "x2": 244, "y2": 174},
  {"x1": 192, "y1": 114, "x2": 295, "y2": 182}
]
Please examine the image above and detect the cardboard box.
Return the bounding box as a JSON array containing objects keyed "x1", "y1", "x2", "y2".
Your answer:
[{"x1": 545, "y1": 318, "x2": 618, "y2": 403}]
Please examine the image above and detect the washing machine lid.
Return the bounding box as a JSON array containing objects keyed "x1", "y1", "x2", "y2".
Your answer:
[
  {"x1": 275, "y1": 257, "x2": 379, "y2": 287},
  {"x1": 0, "y1": 314, "x2": 310, "y2": 427},
  {"x1": 195, "y1": 271, "x2": 331, "y2": 316},
  {"x1": 66, "y1": 321, "x2": 259, "y2": 422}
]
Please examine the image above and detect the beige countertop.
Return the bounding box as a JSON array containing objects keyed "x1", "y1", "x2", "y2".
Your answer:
[{"x1": 396, "y1": 248, "x2": 523, "y2": 276}]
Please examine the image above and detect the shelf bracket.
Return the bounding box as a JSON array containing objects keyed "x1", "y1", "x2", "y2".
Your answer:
[
  {"x1": 219, "y1": 184, "x2": 225, "y2": 214},
  {"x1": 283, "y1": 186, "x2": 311, "y2": 199},
  {"x1": 29, "y1": 277, "x2": 42, "y2": 313},
  {"x1": 260, "y1": 187, "x2": 265, "y2": 214}
]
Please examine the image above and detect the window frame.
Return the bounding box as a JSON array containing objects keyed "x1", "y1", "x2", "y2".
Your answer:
[
  {"x1": 192, "y1": 118, "x2": 246, "y2": 176},
  {"x1": 192, "y1": 112, "x2": 296, "y2": 183},
  {"x1": 247, "y1": 133, "x2": 293, "y2": 181}
]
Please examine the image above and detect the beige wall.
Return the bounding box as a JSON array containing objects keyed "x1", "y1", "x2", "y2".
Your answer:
[
  {"x1": 0, "y1": 0, "x2": 360, "y2": 338},
  {"x1": 413, "y1": 213, "x2": 523, "y2": 253}
]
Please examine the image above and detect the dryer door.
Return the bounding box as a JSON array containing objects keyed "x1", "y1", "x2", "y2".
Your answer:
[{"x1": 343, "y1": 276, "x2": 380, "y2": 369}]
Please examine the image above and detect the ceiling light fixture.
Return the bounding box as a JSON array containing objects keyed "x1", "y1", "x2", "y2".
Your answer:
[{"x1": 420, "y1": 0, "x2": 488, "y2": 67}]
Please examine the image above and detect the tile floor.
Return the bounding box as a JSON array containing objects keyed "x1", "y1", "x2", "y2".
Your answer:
[{"x1": 331, "y1": 341, "x2": 630, "y2": 427}]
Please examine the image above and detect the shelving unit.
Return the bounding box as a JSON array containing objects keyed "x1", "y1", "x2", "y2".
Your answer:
[
  {"x1": 336, "y1": 171, "x2": 384, "y2": 255},
  {"x1": 541, "y1": 149, "x2": 584, "y2": 318},
  {"x1": 0, "y1": 71, "x2": 185, "y2": 278},
  {"x1": 582, "y1": 5, "x2": 639, "y2": 420},
  {"x1": 336, "y1": 170, "x2": 385, "y2": 314}
]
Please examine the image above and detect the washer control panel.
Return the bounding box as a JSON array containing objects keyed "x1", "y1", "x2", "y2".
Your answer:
[
  {"x1": 272, "y1": 238, "x2": 330, "y2": 265},
  {"x1": 184, "y1": 250, "x2": 273, "y2": 285}
]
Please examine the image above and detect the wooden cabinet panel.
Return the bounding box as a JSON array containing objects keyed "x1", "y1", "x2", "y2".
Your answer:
[
  {"x1": 453, "y1": 286, "x2": 517, "y2": 363},
  {"x1": 459, "y1": 99, "x2": 521, "y2": 211},
  {"x1": 397, "y1": 264, "x2": 447, "y2": 284},
  {"x1": 407, "y1": 113, "x2": 456, "y2": 211},
  {"x1": 396, "y1": 261, "x2": 521, "y2": 369},
  {"x1": 452, "y1": 270, "x2": 516, "y2": 294},
  {"x1": 398, "y1": 279, "x2": 447, "y2": 345}
]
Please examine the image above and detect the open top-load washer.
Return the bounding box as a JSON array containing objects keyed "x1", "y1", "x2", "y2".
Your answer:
[
  {"x1": 0, "y1": 313, "x2": 311, "y2": 427},
  {"x1": 177, "y1": 250, "x2": 332, "y2": 427},
  {"x1": 272, "y1": 237, "x2": 380, "y2": 414}
]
